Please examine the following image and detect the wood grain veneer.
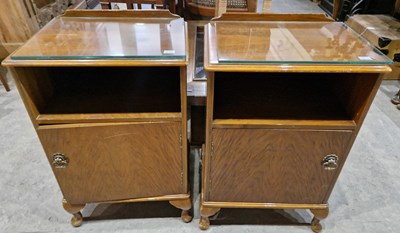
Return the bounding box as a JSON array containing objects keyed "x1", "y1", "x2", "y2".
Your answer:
[
  {"x1": 208, "y1": 129, "x2": 352, "y2": 204},
  {"x1": 38, "y1": 122, "x2": 183, "y2": 204},
  {"x1": 200, "y1": 17, "x2": 390, "y2": 231},
  {"x1": 3, "y1": 11, "x2": 192, "y2": 226}
]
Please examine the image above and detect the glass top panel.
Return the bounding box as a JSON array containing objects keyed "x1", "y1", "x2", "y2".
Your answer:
[
  {"x1": 209, "y1": 21, "x2": 392, "y2": 64},
  {"x1": 12, "y1": 17, "x2": 186, "y2": 60}
]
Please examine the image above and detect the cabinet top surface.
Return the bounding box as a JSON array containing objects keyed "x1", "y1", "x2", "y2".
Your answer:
[
  {"x1": 206, "y1": 21, "x2": 392, "y2": 70},
  {"x1": 8, "y1": 16, "x2": 186, "y2": 62}
]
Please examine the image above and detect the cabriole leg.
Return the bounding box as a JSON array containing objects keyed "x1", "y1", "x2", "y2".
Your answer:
[
  {"x1": 310, "y1": 207, "x2": 329, "y2": 233},
  {"x1": 62, "y1": 199, "x2": 85, "y2": 227},
  {"x1": 199, "y1": 204, "x2": 220, "y2": 230},
  {"x1": 169, "y1": 197, "x2": 193, "y2": 223}
]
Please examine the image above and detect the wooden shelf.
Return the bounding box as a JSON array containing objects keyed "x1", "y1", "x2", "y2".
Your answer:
[
  {"x1": 212, "y1": 119, "x2": 356, "y2": 130},
  {"x1": 36, "y1": 112, "x2": 182, "y2": 125}
]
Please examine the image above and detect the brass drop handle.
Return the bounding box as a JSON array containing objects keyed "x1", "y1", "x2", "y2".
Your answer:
[
  {"x1": 322, "y1": 154, "x2": 338, "y2": 170},
  {"x1": 52, "y1": 153, "x2": 69, "y2": 168}
]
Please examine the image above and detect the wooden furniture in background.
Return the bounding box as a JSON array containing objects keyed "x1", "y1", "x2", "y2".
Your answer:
[
  {"x1": 346, "y1": 14, "x2": 400, "y2": 79},
  {"x1": 100, "y1": 0, "x2": 177, "y2": 14},
  {"x1": 185, "y1": 0, "x2": 257, "y2": 18},
  {"x1": 2, "y1": 10, "x2": 192, "y2": 226},
  {"x1": 199, "y1": 13, "x2": 391, "y2": 232},
  {"x1": 0, "y1": 68, "x2": 10, "y2": 92},
  {"x1": 0, "y1": 0, "x2": 30, "y2": 89},
  {"x1": 0, "y1": 0, "x2": 39, "y2": 58}
]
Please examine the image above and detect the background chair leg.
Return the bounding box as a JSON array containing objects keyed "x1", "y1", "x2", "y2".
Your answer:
[{"x1": 0, "y1": 70, "x2": 10, "y2": 92}]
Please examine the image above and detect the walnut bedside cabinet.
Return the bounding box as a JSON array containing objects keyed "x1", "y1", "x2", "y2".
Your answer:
[
  {"x1": 2, "y1": 10, "x2": 192, "y2": 227},
  {"x1": 199, "y1": 14, "x2": 392, "y2": 232}
]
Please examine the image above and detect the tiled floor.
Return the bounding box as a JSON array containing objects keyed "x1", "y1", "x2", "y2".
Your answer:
[{"x1": 1, "y1": 1, "x2": 400, "y2": 233}]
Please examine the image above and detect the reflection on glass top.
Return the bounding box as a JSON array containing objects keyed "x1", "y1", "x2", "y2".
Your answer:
[
  {"x1": 12, "y1": 17, "x2": 186, "y2": 60},
  {"x1": 209, "y1": 21, "x2": 392, "y2": 64}
]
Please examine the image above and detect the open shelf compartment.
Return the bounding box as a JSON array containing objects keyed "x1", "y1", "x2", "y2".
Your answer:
[
  {"x1": 15, "y1": 66, "x2": 182, "y2": 123},
  {"x1": 213, "y1": 72, "x2": 378, "y2": 126}
]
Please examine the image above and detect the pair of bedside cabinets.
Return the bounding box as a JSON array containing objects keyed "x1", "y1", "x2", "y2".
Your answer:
[{"x1": 2, "y1": 10, "x2": 392, "y2": 232}]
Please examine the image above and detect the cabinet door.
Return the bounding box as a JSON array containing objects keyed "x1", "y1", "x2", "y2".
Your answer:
[
  {"x1": 208, "y1": 128, "x2": 353, "y2": 204},
  {"x1": 37, "y1": 122, "x2": 183, "y2": 204}
]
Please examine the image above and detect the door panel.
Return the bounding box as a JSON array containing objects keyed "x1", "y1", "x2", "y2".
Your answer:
[
  {"x1": 38, "y1": 122, "x2": 182, "y2": 204},
  {"x1": 208, "y1": 128, "x2": 353, "y2": 204}
]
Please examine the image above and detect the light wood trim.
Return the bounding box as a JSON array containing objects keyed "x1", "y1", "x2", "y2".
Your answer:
[
  {"x1": 2, "y1": 58, "x2": 187, "y2": 67},
  {"x1": 37, "y1": 121, "x2": 178, "y2": 130},
  {"x1": 204, "y1": 25, "x2": 217, "y2": 74},
  {"x1": 36, "y1": 113, "x2": 182, "y2": 125},
  {"x1": 203, "y1": 201, "x2": 328, "y2": 209},
  {"x1": 100, "y1": 193, "x2": 190, "y2": 204},
  {"x1": 203, "y1": 71, "x2": 215, "y2": 201},
  {"x1": 212, "y1": 119, "x2": 356, "y2": 130},
  {"x1": 212, "y1": 13, "x2": 334, "y2": 22},
  {"x1": 204, "y1": 64, "x2": 392, "y2": 73},
  {"x1": 180, "y1": 66, "x2": 188, "y2": 192},
  {"x1": 63, "y1": 9, "x2": 180, "y2": 18}
]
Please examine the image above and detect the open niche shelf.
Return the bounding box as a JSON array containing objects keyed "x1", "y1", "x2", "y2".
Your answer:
[
  {"x1": 213, "y1": 72, "x2": 377, "y2": 122},
  {"x1": 17, "y1": 66, "x2": 181, "y2": 115}
]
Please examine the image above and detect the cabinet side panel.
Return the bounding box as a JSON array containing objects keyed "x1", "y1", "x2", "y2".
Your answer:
[
  {"x1": 331, "y1": 73, "x2": 380, "y2": 124},
  {"x1": 15, "y1": 67, "x2": 54, "y2": 114},
  {"x1": 180, "y1": 66, "x2": 188, "y2": 192},
  {"x1": 37, "y1": 122, "x2": 183, "y2": 204},
  {"x1": 208, "y1": 128, "x2": 352, "y2": 204}
]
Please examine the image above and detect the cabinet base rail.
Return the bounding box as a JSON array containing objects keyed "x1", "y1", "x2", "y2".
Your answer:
[
  {"x1": 63, "y1": 193, "x2": 193, "y2": 227},
  {"x1": 199, "y1": 200, "x2": 329, "y2": 232}
]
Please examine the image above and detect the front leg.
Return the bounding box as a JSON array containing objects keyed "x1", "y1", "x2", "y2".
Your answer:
[
  {"x1": 310, "y1": 207, "x2": 329, "y2": 233},
  {"x1": 169, "y1": 197, "x2": 193, "y2": 223},
  {"x1": 199, "y1": 204, "x2": 220, "y2": 230},
  {"x1": 62, "y1": 199, "x2": 86, "y2": 227}
]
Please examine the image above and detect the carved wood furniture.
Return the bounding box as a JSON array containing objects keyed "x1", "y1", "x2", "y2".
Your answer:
[
  {"x1": 200, "y1": 13, "x2": 391, "y2": 232},
  {"x1": 2, "y1": 10, "x2": 192, "y2": 227}
]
